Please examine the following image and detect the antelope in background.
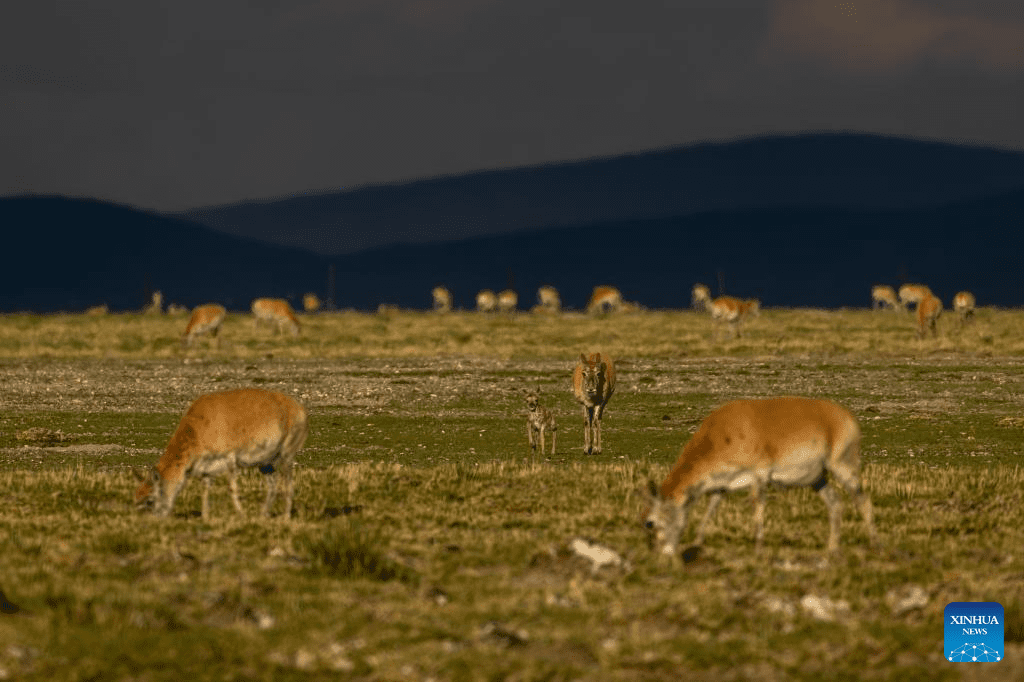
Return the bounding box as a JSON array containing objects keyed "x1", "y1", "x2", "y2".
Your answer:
[
  {"x1": 691, "y1": 284, "x2": 711, "y2": 312},
  {"x1": 142, "y1": 291, "x2": 163, "y2": 315},
  {"x1": 476, "y1": 290, "x2": 497, "y2": 313},
  {"x1": 134, "y1": 388, "x2": 307, "y2": 520},
  {"x1": 953, "y1": 291, "x2": 976, "y2": 326},
  {"x1": 898, "y1": 284, "x2": 932, "y2": 311},
  {"x1": 497, "y1": 289, "x2": 518, "y2": 314},
  {"x1": 871, "y1": 285, "x2": 901, "y2": 311},
  {"x1": 536, "y1": 285, "x2": 561, "y2": 313},
  {"x1": 432, "y1": 286, "x2": 453, "y2": 313},
  {"x1": 252, "y1": 298, "x2": 300, "y2": 336},
  {"x1": 639, "y1": 397, "x2": 878, "y2": 559},
  {"x1": 182, "y1": 304, "x2": 227, "y2": 349},
  {"x1": 709, "y1": 296, "x2": 760, "y2": 339},
  {"x1": 586, "y1": 286, "x2": 623, "y2": 314},
  {"x1": 572, "y1": 352, "x2": 616, "y2": 455},
  {"x1": 302, "y1": 293, "x2": 321, "y2": 314},
  {"x1": 916, "y1": 294, "x2": 942, "y2": 338}
]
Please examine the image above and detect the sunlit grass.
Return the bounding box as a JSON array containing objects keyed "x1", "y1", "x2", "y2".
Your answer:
[{"x1": 0, "y1": 306, "x2": 1019, "y2": 359}]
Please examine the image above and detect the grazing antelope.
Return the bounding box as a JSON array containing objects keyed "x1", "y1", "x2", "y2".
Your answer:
[
  {"x1": 476, "y1": 289, "x2": 497, "y2": 313},
  {"x1": 871, "y1": 285, "x2": 901, "y2": 311},
  {"x1": 691, "y1": 284, "x2": 711, "y2": 312},
  {"x1": 134, "y1": 388, "x2": 307, "y2": 520},
  {"x1": 898, "y1": 284, "x2": 932, "y2": 311},
  {"x1": 251, "y1": 298, "x2": 300, "y2": 336},
  {"x1": 953, "y1": 291, "x2": 975, "y2": 326},
  {"x1": 639, "y1": 397, "x2": 878, "y2": 558},
  {"x1": 498, "y1": 289, "x2": 519, "y2": 314},
  {"x1": 432, "y1": 286, "x2": 453, "y2": 313},
  {"x1": 709, "y1": 296, "x2": 760, "y2": 339},
  {"x1": 572, "y1": 352, "x2": 616, "y2": 455},
  {"x1": 166, "y1": 303, "x2": 189, "y2": 317},
  {"x1": 181, "y1": 304, "x2": 227, "y2": 349},
  {"x1": 586, "y1": 286, "x2": 623, "y2": 314},
  {"x1": 537, "y1": 285, "x2": 561, "y2": 313},
  {"x1": 916, "y1": 294, "x2": 942, "y2": 338},
  {"x1": 85, "y1": 304, "x2": 108, "y2": 316},
  {"x1": 302, "y1": 293, "x2": 321, "y2": 314},
  {"x1": 525, "y1": 391, "x2": 557, "y2": 457}
]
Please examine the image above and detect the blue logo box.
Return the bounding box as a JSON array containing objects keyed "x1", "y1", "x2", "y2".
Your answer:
[{"x1": 944, "y1": 602, "x2": 1004, "y2": 662}]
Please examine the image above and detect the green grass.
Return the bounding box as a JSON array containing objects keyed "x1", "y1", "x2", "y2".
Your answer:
[{"x1": 0, "y1": 310, "x2": 1022, "y2": 679}]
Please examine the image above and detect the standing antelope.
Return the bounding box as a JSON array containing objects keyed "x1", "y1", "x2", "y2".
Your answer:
[
  {"x1": 916, "y1": 294, "x2": 942, "y2": 338},
  {"x1": 709, "y1": 296, "x2": 760, "y2": 339},
  {"x1": 639, "y1": 397, "x2": 878, "y2": 558},
  {"x1": 953, "y1": 291, "x2": 975, "y2": 326},
  {"x1": 476, "y1": 290, "x2": 497, "y2": 313},
  {"x1": 142, "y1": 291, "x2": 163, "y2": 315},
  {"x1": 537, "y1": 285, "x2": 561, "y2": 313},
  {"x1": 432, "y1": 286, "x2": 453, "y2": 313},
  {"x1": 898, "y1": 284, "x2": 932, "y2": 311},
  {"x1": 302, "y1": 293, "x2": 321, "y2": 314},
  {"x1": 586, "y1": 286, "x2": 623, "y2": 314},
  {"x1": 691, "y1": 284, "x2": 711, "y2": 312},
  {"x1": 134, "y1": 388, "x2": 307, "y2": 520},
  {"x1": 182, "y1": 304, "x2": 227, "y2": 349},
  {"x1": 251, "y1": 298, "x2": 300, "y2": 336},
  {"x1": 572, "y1": 352, "x2": 616, "y2": 455},
  {"x1": 498, "y1": 289, "x2": 518, "y2": 314},
  {"x1": 871, "y1": 285, "x2": 901, "y2": 311},
  {"x1": 525, "y1": 391, "x2": 557, "y2": 457}
]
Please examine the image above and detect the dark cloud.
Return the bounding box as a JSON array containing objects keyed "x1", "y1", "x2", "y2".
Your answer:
[{"x1": 1, "y1": 1, "x2": 1021, "y2": 211}]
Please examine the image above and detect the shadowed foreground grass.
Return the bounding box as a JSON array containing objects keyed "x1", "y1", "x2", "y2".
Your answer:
[{"x1": 0, "y1": 459, "x2": 1022, "y2": 681}]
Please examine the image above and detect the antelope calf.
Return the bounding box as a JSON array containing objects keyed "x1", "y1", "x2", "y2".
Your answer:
[
  {"x1": 572, "y1": 352, "x2": 616, "y2": 455},
  {"x1": 525, "y1": 391, "x2": 557, "y2": 457},
  {"x1": 639, "y1": 397, "x2": 878, "y2": 558},
  {"x1": 182, "y1": 304, "x2": 227, "y2": 349},
  {"x1": 134, "y1": 388, "x2": 307, "y2": 520}
]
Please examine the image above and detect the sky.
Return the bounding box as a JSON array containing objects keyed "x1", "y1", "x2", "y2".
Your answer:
[{"x1": 2, "y1": 1, "x2": 1022, "y2": 213}]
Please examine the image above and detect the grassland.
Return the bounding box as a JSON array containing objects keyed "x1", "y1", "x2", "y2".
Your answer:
[{"x1": 1, "y1": 307, "x2": 1023, "y2": 681}]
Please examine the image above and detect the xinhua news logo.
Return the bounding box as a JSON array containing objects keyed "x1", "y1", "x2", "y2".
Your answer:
[{"x1": 944, "y1": 602, "x2": 1003, "y2": 662}]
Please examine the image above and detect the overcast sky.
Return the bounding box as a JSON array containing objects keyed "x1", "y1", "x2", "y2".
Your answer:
[{"x1": 2, "y1": 0, "x2": 1022, "y2": 213}]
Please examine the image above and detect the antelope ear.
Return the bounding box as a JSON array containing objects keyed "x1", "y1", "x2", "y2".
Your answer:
[
  {"x1": 647, "y1": 479, "x2": 660, "y2": 499},
  {"x1": 150, "y1": 466, "x2": 161, "y2": 485},
  {"x1": 131, "y1": 467, "x2": 146, "y2": 482},
  {"x1": 579, "y1": 352, "x2": 587, "y2": 364}
]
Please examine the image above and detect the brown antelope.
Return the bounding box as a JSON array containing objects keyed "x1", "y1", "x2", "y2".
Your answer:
[
  {"x1": 709, "y1": 296, "x2": 760, "y2": 339},
  {"x1": 691, "y1": 284, "x2": 711, "y2": 312},
  {"x1": 134, "y1": 388, "x2": 307, "y2": 520},
  {"x1": 537, "y1": 285, "x2": 561, "y2": 313},
  {"x1": 432, "y1": 286, "x2": 453, "y2": 313},
  {"x1": 916, "y1": 294, "x2": 942, "y2": 338},
  {"x1": 476, "y1": 289, "x2": 497, "y2": 313},
  {"x1": 251, "y1": 298, "x2": 300, "y2": 336},
  {"x1": 572, "y1": 352, "x2": 616, "y2": 455},
  {"x1": 498, "y1": 289, "x2": 518, "y2": 314},
  {"x1": 898, "y1": 284, "x2": 932, "y2": 311},
  {"x1": 639, "y1": 397, "x2": 878, "y2": 558},
  {"x1": 182, "y1": 304, "x2": 227, "y2": 349},
  {"x1": 586, "y1": 286, "x2": 623, "y2": 314},
  {"x1": 85, "y1": 304, "x2": 108, "y2": 316},
  {"x1": 302, "y1": 293, "x2": 321, "y2": 314},
  {"x1": 525, "y1": 391, "x2": 557, "y2": 457},
  {"x1": 953, "y1": 291, "x2": 975, "y2": 326},
  {"x1": 871, "y1": 285, "x2": 901, "y2": 311}
]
